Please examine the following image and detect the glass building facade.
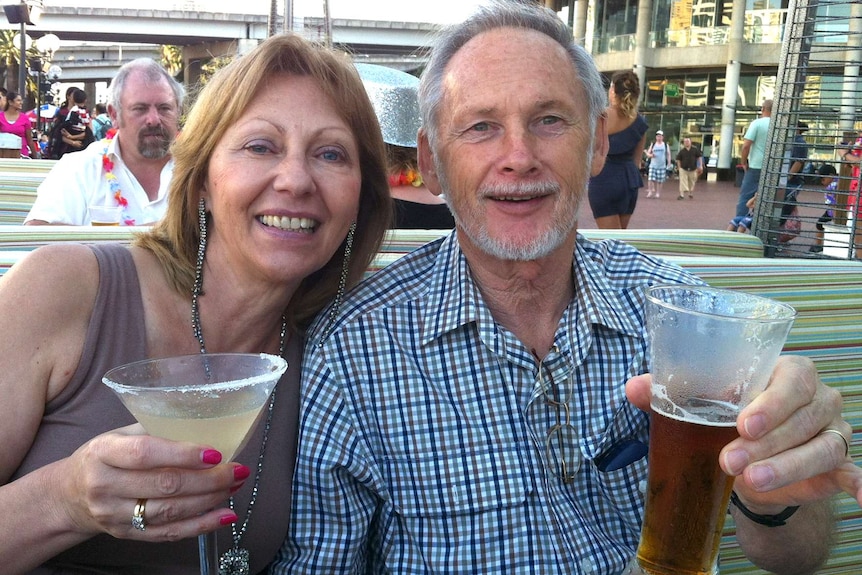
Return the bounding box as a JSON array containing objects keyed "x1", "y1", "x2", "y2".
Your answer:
[{"x1": 584, "y1": 0, "x2": 859, "y2": 177}]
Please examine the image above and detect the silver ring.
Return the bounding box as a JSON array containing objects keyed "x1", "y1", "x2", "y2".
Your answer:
[
  {"x1": 132, "y1": 498, "x2": 147, "y2": 531},
  {"x1": 819, "y1": 429, "x2": 850, "y2": 459}
]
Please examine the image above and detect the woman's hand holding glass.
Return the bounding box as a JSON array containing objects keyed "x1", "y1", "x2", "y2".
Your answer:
[{"x1": 57, "y1": 425, "x2": 244, "y2": 540}]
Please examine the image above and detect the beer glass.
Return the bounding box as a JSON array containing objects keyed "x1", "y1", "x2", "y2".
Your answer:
[
  {"x1": 88, "y1": 205, "x2": 122, "y2": 226},
  {"x1": 633, "y1": 284, "x2": 796, "y2": 575}
]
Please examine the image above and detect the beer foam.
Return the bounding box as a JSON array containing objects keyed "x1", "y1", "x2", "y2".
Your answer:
[{"x1": 651, "y1": 384, "x2": 738, "y2": 426}]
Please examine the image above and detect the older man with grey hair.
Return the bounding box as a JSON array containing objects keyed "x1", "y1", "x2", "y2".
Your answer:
[
  {"x1": 26, "y1": 58, "x2": 183, "y2": 226},
  {"x1": 276, "y1": 2, "x2": 856, "y2": 574}
]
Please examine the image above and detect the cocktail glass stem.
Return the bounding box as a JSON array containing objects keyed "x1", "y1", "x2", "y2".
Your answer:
[{"x1": 199, "y1": 532, "x2": 218, "y2": 575}]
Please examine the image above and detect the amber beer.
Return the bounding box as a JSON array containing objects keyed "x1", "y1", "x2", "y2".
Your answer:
[
  {"x1": 90, "y1": 221, "x2": 120, "y2": 226},
  {"x1": 636, "y1": 402, "x2": 739, "y2": 575}
]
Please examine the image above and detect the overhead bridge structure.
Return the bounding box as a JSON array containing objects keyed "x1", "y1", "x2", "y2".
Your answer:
[{"x1": 2, "y1": 5, "x2": 438, "y2": 84}]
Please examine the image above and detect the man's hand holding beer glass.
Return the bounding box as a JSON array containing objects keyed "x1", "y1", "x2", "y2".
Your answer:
[{"x1": 626, "y1": 291, "x2": 859, "y2": 575}]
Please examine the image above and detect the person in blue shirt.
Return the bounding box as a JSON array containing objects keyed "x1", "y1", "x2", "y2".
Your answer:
[
  {"x1": 91, "y1": 102, "x2": 113, "y2": 140},
  {"x1": 274, "y1": 3, "x2": 859, "y2": 574},
  {"x1": 778, "y1": 121, "x2": 810, "y2": 226},
  {"x1": 735, "y1": 99, "x2": 772, "y2": 218}
]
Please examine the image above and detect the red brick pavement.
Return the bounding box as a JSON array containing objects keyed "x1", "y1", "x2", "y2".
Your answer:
[{"x1": 579, "y1": 177, "x2": 745, "y2": 231}]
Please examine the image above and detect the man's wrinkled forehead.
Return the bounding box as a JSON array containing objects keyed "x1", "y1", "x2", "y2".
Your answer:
[{"x1": 438, "y1": 27, "x2": 582, "y2": 109}]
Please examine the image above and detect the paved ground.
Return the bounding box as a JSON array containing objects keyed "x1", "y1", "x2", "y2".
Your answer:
[
  {"x1": 579, "y1": 177, "x2": 744, "y2": 231},
  {"x1": 577, "y1": 176, "x2": 852, "y2": 258}
]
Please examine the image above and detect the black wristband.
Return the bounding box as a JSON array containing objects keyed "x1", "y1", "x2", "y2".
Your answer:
[{"x1": 730, "y1": 491, "x2": 800, "y2": 527}]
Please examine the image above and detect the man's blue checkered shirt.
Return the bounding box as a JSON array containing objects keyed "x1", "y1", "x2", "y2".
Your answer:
[{"x1": 272, "y1": 233, "x2": 700, "y2": 575}]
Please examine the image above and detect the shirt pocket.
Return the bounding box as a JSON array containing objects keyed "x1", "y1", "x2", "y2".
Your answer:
[
  {"x1": 580, "y1": 402, "x2": 649, "y2": 535},
  {"x1": 383, "y1": 445, "x2": 532, "y2": 518}
]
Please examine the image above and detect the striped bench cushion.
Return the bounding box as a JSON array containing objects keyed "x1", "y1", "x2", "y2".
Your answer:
[
  {"x1": 0, "y1": 158, "x2": 57, "y2": 173},
  {"x1": 379, "y1": 228, "x2": 764, "y2": 260},
  {"x1": 0, "y1": 190, "x2": 38, "y2": 224},
  {"x1": 0, "y1": 225, "x2": 145, "y2": 249},
  {"x1": 0, "y1": 226, "x2": 147, "y2": 275},
  {"x1": 0, "y1": 159, "x2": 57, "y2": 224},
  {"x1": 0, "y1": 226, "x2": 763, "y2": 259}
]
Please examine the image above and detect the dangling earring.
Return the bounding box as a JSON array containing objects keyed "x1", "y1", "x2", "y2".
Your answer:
[
  {"x1": 191, "y1": 198, "x2": 208, "y2": 353},
  {"x1": 318, "y1": 221, "x2": 356, "y2": 345}
]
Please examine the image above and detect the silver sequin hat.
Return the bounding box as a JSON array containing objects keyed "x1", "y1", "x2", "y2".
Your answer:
[{"x1": 354, "y1": 63, "x2": 421, "y2": 149}]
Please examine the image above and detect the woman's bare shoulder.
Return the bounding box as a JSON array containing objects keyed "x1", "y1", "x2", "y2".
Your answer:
[{"x1": 1, "y1": 244, "x2": 101, "y2": 310}]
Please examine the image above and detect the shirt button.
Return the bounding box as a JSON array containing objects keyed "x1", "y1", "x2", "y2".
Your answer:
[
  {"x1": 638, "y1": 479, "x2": 647, "y2": 494},
  {"x1": 580, "y1": 558, "x2": 595, "y2": 573}
]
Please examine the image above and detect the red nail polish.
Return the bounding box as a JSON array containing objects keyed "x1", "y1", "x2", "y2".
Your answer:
[
  {"x1": 202, "y1": 449, "x2": 222, "y2": 465},
  {"x1": 233, "y1": 465, "x2": 251, "y2": 481},
  {"x1": 219, "y1": 513, "x2": 239, "y2": 526}
]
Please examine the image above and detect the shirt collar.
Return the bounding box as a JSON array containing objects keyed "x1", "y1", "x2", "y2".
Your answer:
[
  {"x1": 103, "y1": 132, "x2": 122, "y2": 162},
  {"x1": 573, "y1": 235, "x2": 645, "y2": 339},
  {"x1": 420, "y1": 232, "x2": 644, "y2": 349}
]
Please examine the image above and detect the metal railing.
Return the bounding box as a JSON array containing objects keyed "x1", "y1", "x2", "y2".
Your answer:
[{"x1": 753, "y1": 0, "x2": 861, "y2": 259}]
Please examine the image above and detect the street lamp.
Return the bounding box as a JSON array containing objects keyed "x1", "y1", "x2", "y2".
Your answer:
[
  {"x1": 36, "y1": 33, "x2": 60, "y2": 60},
  {"x1": 3, "y1": 1, "x2": 43, "y2": 96},
  {"x1": 34, "y1": 34, "x2": 60, "y2": 133},
  {"x1": 11, "y1": 31, "x2": 32, "y2": 95}
]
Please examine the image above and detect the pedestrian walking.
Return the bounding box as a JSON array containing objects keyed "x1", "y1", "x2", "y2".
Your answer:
[
  {"x1": 645, "y1": 130, "x2": 671, "y2": 198},
  {"x1": 676, "y1": 137, "x2": 703, "y2": 199}
]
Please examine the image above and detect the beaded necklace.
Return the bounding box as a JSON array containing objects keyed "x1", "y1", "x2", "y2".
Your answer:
[
  {"x1": 191, "y1": 213, "x2": 286, "y2": 575},
  {"x1": 100, "y1": 130, "x2": 136, "y2": 225},
  {"x1": 191, "y1": 287, "x2": 285, "y2": 575}
]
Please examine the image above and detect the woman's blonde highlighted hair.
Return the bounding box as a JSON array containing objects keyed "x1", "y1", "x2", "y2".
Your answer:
[
  {"x1": 610, "y1": 70, "x2": 640, "y2": 120},
  {"x1": 135, "y1": 33, "x2": 392, "y2": 331}
]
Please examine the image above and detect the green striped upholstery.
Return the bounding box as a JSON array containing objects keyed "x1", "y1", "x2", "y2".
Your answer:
[
  {"x1": 0, "y1": 158, "x2": 56, "y2": 172},
  {"x1": 584, "y1": 229, "x2": 764, "y2": 258},
  {"x1": 0, "y1": 227, "x2": 764, "y2": 277},
  {"x1": 0, "y1": 226, "x2": 145, "y2": 276},
  {"x1": 379, "y1": 228, "x2": 764, "y2": 260},
  {"x1": 0, "y1": 225, "x2": 143, "y2": 249},
  {"x1": 0, "y1": 159, "x2": 56, "y2": 224}
]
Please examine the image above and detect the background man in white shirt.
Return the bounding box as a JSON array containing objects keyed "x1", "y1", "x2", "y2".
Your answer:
[{"x1": 25, "y1": 59, "x2": 183, "y2": 226}]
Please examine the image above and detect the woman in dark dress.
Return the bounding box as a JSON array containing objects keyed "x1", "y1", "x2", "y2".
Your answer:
[{"x1": 587, "y1": 70, "x2": 648, "y2": 229}]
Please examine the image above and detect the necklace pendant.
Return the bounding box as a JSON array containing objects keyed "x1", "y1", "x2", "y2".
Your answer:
[{"x1": 219, "y1": 547, "x2": 250, "y2": 575}]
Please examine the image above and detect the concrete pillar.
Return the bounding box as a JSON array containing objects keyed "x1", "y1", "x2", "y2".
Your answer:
[
  {"x1": 237, "y1": 39, "x2": 260, "y2": 56},
  {"x1": 284, "y1": 0, "x2": 293, "y2": 32},
  {"x1": 84, "y1": 81, "x2": 97, "y2": 110},
  {"x1": 633, "y1": 0, "x2": 652, "y2": 98},
  {"x1": 184, "y1": 57, "x2": 203, "y2": 89},
  {"x1": 717, "y1": 0, "x2": 746, "y2": 176},
  {"x1": 573, "y1": 0, "x2": 589, "y2": 46}
]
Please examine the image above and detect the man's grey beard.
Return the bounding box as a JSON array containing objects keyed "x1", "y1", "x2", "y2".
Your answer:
[
  {"x1": 138, "y1": 128, "x2": 172, "y2": 159},
  {"x1": 434, "y1": 156, "x2": 582, "y2": 262}
]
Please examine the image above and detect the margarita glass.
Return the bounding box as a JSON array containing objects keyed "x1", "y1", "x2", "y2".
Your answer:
[{"x1": 103, "y1": 353, "x2": 288, "y2": 575}]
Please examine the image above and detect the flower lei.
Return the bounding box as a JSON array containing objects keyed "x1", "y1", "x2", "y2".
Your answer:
[
  {"x1": 101, "y1": 129, "x2": 135, "y2": 225},
  {"x1": 388, "y1": 168, "x2": 423, "y2": 188}
]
